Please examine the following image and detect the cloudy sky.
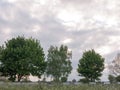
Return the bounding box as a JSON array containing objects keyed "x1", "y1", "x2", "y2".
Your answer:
[{"x1": 0, "y1": 0, "x2": 120, "y2": 81}]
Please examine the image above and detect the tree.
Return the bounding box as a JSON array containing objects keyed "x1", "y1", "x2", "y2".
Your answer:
[
  {"x1": 108, "y1": 75, "x2": 116, "y2": 83},
  {"x1": 0, "y1": 46, "x2": 4, "y2": 76},
  {"x1": 77, "y1": 49, "x2": 104, "y2": 82},
  {"x1": 0, "y1": 36, "x2": 46, "y2": 82},
  {"x1": 46, "y1": 45, "x2": 72, "y2": 82},
  {"x1": 72, "y1": 79, "x2": 76, "y2": 83},
  {"x1": 108, "y1": 53, "x2": 120, "y2": 76},
  {"x1": 116, "y1": 75, "x2": 120, "y2": 82},
  {"x1": 79, "y1": 78, "x2": 89, "y2": 83}
]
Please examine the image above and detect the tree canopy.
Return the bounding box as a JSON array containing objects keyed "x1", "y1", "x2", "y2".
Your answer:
[
  {"x1": 77, "y1": 49, "x2": 104, "y2": 82},
  {"x1": 0, "y1": 36, "x2": 46, "y2": 81},
  {"x1": 46, "y1": 45, "x2": 72, "y2": 82}
]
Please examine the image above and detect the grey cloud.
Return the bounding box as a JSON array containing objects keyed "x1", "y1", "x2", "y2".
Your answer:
[
  {"x1": 60, "y1": 0, "x2": 94, "y2": 5},
  {"x1": 0, "y1": 0, "x2": 120, "y2": 81}
]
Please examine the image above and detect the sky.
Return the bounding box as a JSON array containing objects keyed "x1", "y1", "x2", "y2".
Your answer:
[{"x1": 0, "y1": 0, "x2": 120, "y2": 81}]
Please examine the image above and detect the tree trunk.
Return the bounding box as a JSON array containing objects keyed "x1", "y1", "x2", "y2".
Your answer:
[
  {"x1": 9, "y1": 75, "x2": 16, "y2": 82},
  {"x1": 18, "y1": 75, "x2": 22, "y2": 82},
  {"x1": 54, "y1": 76, "x2": 60, "y2": 82}
]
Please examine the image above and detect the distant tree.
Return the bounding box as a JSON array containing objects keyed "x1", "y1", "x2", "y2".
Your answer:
[
  {"x1": 72, "y1": 79, "x2": 76, "y2": 83},
  {"x1": 77, "y1": 49, "x2": 104, "y2": 82},
  {"x1": 46, "y1": 45, "x2": 72, "y2": 82},
  {"x1": 108, "y1": 75, "x2": 116, "y2": 83},
  {"x1": 108, "y1": 53, "x2": 120, "y2": 76},
  {"x1": 116, "y1": 75, "x2": 120, "y2": 82},
  {"x1": 0, "y1": 36, "x2": 46, "y2": 82}
]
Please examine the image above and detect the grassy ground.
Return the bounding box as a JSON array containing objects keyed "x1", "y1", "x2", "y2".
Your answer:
[{"x1": 0, "y1": 83, "x2": 120, "y2": 90}]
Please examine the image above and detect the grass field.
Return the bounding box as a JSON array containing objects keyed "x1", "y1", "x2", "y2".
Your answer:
[{"x1": 0, "y1": 83, "x2": 120, "y2": 90}]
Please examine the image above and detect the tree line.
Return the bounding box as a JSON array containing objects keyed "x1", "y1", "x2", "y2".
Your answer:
[
  {"x1": 108, "y1": 53, "x2": 120, "y2": 83},
  {"x1": 0, "y1": 36, "x2": 107, "y2": 83}
]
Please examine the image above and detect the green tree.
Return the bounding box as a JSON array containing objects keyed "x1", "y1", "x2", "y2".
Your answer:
[
  {"x1": 46, "y1": 45, "x2": 72, "y2": 82},
  {"x1": 0, "y1": 46, "x2": 3, "y2": 61},
  {"x1": 77, "y1": 49, "x2": 104, "y2": 82},
  {"x1": 108, "y1": 75, "x2": 116, "y2": 83},
  {"x1": 72, "y1": 79, "x2": 76, "y2": 83},
  {"x1": 0, "y1": 36, "x2": 46, "y2": 82},
  {"x1": 79, "y1": 78, "x2": 89, "y2": 83},
  {"x1": 116, "y1": 75, "x2": 120, "y2": 82}
]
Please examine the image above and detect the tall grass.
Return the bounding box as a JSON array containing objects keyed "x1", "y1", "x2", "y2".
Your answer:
[{"x1": 0, "y1": 83, "x2": 120, "y2": 90}]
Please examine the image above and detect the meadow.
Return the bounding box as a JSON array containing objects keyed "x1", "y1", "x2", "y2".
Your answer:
[{"x1": 0, "y1": 83, "x2": 120, "y2": 90}]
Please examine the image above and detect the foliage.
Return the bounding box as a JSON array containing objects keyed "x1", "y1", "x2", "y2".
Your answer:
[
  {"x1": 108, "y1": 53, "x2": 120, "y2": 76},
  {"x1": 72, "y1": 79, "x2": 76, "y2": 83},
  {"x1": 46, "y1": 45, "x2": 72, "y2": 82},
  {"x1": 0, "y1": 36, "x2": 46, "y2": 82},
  {"x1": 61, "y1": 77, "x2": 67, "y2": 82},
  {"x1": 79, "y1": 78, "x2": 89, "y2": 83},
  {"x1": 0, "y1": 46, "x2": 3, "y2": 60},
  {"x1": 108, "y1": 75, "x2": 116, "y2": 83},
  {"x1": 108, "y1": 54, "x2": 120, "y2": 83},
  {"x1": 77, "y1": 49, "x2": 104, "y2": 82},
  {"x1": 116, "y1": 75, "x2": 120, "y2": 82}
]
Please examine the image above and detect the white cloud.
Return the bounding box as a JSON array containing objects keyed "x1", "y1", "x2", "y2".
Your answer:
[
  {"x1": 7, "y1": 0, "x2": 17, "y2": 3},
  {"x1": 3, "y1": 28, "x2": 11, "y2": 35},
  {"x1": 68, "y1": 69, "x2": 80, "y2": 81},
  {"x1": 61, "y1": 38, "x2": 73, "y2": 44},
  {"x1": 0, "y1": 0, "x2": 120, "y2": 81},
  {"x1": 57, "y1": 9, "x2": 82, "y2": 23},
  {"x1": 32, "y1": 25, "x2": 41, "y2": 33},
  {"x1": 96, "y1": 46, "x2": 113, "y2": 56}
]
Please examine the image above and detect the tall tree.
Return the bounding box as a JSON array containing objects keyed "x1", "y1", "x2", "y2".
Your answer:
[
  {"x1": 77, "y1": 49, "x2": 104, "y2": 82},
  {"x1": 46, "y1": 45, "x2": 72, "y2": 82},
  {"x1": 0, "y1": 36, "x2": 46, "y2": 82},
  {"x1": 0, "y1": 46, "x2": 3, "y2": 61}
]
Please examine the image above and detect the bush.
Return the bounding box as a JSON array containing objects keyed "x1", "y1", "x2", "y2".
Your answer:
[
  {"x1": 108, "y1": 75, "x2": 116, "y2": 83},
  {"x1": 116, "y1": 75, "x2": 120, "y2": 82},
  {"x1": 72, "y1": 79, "x2": 76, "y2": 83},
  {"x1": 79, "y1": 78, "x2": 89, "y2": 83}
]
